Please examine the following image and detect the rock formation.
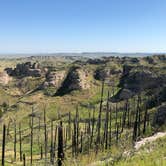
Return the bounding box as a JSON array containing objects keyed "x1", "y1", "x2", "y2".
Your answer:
[
  {"x1": 120, "y1": 69, "x2": 164, "y2": 93},
  {"x1": 0, "y1": 72, "x2": 12, "y2": 85},
  {"x1": 5, "y1": 62, "x2": 42, "y2": 77},
  {"x1": 94, "y1": 66, "x2": 122, "y2": 81},
  {"x1": 55, "y1": 66, "x2": 90, "y2": 96},
  {"x1": 41, "y1": 70, "x2": 66, "y2": 89}
]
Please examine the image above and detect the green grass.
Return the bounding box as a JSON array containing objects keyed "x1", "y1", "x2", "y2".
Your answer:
[{"x1": 114, "y1": 136, "x2": 166, "y2": 166}]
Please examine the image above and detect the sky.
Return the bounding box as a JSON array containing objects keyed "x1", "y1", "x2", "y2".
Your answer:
[{"x1": 0, "y1": 0, "x2": 166, "y2": 53}]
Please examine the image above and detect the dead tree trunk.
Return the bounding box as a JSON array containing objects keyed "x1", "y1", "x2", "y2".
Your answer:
[
  {"x1": 68, "y1": 112, "x2": 71, "y2": 140},
  {"x1": 109, "y1": 106, "x2": 112, "y2": 147},
  {"x1": 53, "y1": 126, "x2": 57, "y2": 159},
  {"x1": 38, "y1": 117, "x2": 41, "y2": 145},
  {"x1": 115, "y1": 103, "x2": 118, "y2": 132},
  {"x1": 121, "y1": 101, "x2": 128, "y2": 132},
  {"x1": 76, "y1": 106, "x2": 79, "y2": 155},
  {"x1": 143, "y1": 99, "x2": 148, "y2": 134},
  {"x1": 104, "y1": 91, "x2": 109, "y2": 149},
  {"x1": 90, "y1": 107, "x2": 95, "y2": 148},
  {"x1": 96, "y1": 80, "x2": 104, "y2": 152},
  {"x1": 50, "y1": 120, "x2": 54, "y2": 164},
  {"x1": 23, "y1": 154, "x2": 26, "y2": 166},
  {"x1": 30, "y1": 107, "x2": 34, "y2": 165},
  {"x1": 57, "y1": 121, "x2": 64, "y2": 166},
  {"x1": 44, "y1": 106, "x2": 47, "y2": 161},
  {"x1": 2, "y1": 124, "x2": 6, "y2": 166},
  {"x1": 116, "y1": 123, "x2": 119, "y2": 144},
  {"x1": 73, "y1": 120, "x2": 77, "y2": 156},
  {"x1": 14, "y1": 121, "x2": 17, "y2": 161},
  {"x1": 133, "y1": 96, "x2": 140, "y2": 141},
  {"x1": 138, "y1": 96, "x2": 142, "y2": 137},
  {"x1": 41, "y1": 145, "x2": 43, "y2": 159},
  {"x1": 80, "y1": 131, "x2": 83, "y2": 153},
  {"x1": 19, "y1": 123, "x2": 22, "y2": 161}
]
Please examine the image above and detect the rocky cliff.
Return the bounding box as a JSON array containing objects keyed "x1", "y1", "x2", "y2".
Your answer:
[
  {"x1": 5, "y1": 62, "x2": 42, "y2": 77},
  {"x1": 41, "y1": 70, "x2": 66, "y2": 89},
  {"x1": 55, "y1": 66, "x2": 90, "y2": 96}
]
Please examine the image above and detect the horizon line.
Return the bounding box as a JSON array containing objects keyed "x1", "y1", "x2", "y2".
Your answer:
[{"x1": 0, "y1": 51, "x2": 165, "y2": 55}]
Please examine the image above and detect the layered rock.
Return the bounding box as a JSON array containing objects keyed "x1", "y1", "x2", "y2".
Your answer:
[
  {"x1": 120, "y1": 69, "x2": 164, "y2": 93},
  {"x1": 94, "y1": 67, "x2": 122, "y2": 81},
  {"x1": 55, "y1": 66, "x2": 90, "y2": 96},
  {"x1": 5, "y1": 62, "x2": 42, "y2": 77},
  {"x1": 42, "y1": 70, "x2": 66, "y2": 89}
]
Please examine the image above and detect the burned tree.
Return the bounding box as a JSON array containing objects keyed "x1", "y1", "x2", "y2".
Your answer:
[
  {"x1": 19, "y1": 123, "x2": 22, "y2": 161},
  {"x1": 2, "y1": 125, "x2": 6, "y2": 166},
  {"x1": 96, "y1": 80, "x2": 104, "y2": 151},
  {"x1": 57, "y1": 121, "x2": 64, "y2": 166}
]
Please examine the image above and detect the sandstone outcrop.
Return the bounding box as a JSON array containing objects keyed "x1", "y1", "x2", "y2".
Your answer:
[
  {"x1": 5, "y1": 62, "x2": 42, "y2": 77},
  {"x1": 41, "y1": 70, "x2": 66, "y2": 89},
  {"x1": 55, "y1": 66, "x2": 90, "y2": 96},
  {"x1": 0, "y1": 72, "x2": 12, "y2": 85},
  {"x1": 94, "y1": 67, "x2": 122, "y2": 81},
  {"x1": 120, "y1": 69, "x2": 164, "y2": 93}
]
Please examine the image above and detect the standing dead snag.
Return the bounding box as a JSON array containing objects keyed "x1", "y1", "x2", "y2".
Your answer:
[
  {"x1": 2, "y1": 124, "x2": 6, "y2": 166},
  {"x1": 115, "y1": 103, "x2": 118, "y2": 133},
  {"x1": 138, "y1": 96, "x2": 142, "y2": 137},
  {"x1": 133, "y1": 96, "x2": 141, "y2": 141},
  {"x1": 72, "y1": 120, "x2": 77, "y2": 156},
  {"x1": 76, "y1": 106, "x2": 79, "y2": 155},
  {"x1": 96, "y1": 80, "x2": 104, "y2": 151},
  {"x1": 80, "y1": 131, "x2": 83, "y2": 153},
  {"x1": 50, "y1": 120, "x2": 54, "y2": 164},
  {"x1": 103, "y1": 91, "x2": 109, "y2": 149},
  {"x1": 43, "y1": 106, "x2": 48, "y2": 161},
  {"x1": 53, "y1": 126, "x2": 57, "y2": 159},
  {"x1": 109, "y1": 106, "x2": 112, "y2": 147},
  {"x1": 121, "y1": 100, "x2": 128, "y2": 132},
  {"x1": 88, "y1": 109, "x2": 91, "y2": 135},
  {"x1": 30, "y1": 107, "x2": 34, "y2": 165},
  {"x1": 143, "y1": 98, "x2": 148, "y2": 134},
  {"x1": 68, "y1": 112, "x2": 71, "y2": 140},
  {"x1": 7, "y1": 120, "x2": 11, "y2": 138},
  {"x1": 38, "y1": 116, "x2": 41, "y2": 146},
  {"x1": 58, "y1": 121, "x2": 64, "y2": 166},
  {"x1": 90, "y1": 107, "x2": 95, "y2": 148},
  {"x1": 23, "y1": 154, "x2": 26, "y2": 166},
  {"x1": 127, "y1": 100, "x2": 130, "y2": 127},
  {"x1": 116, "y1": 123, "x2": 119, "y2": 144},
  {"x1": 41, "y1": 145, "x2": 43, "y2": 159},
  {"x1": 65, "y1": 126, "x2": 68, "y2": 148},
  {"x1": 19, "y1": 123, "x2": 22, "y2": 161},
  {"x1": 14, "y1": 120, "x2": 17, "y2": 161}
]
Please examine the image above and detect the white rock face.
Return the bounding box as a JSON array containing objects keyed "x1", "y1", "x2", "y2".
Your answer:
[
  {"x1": 43, "y1": 70, "x2": 66, "y2": 88},
  {"x1": 0, "y1": 72, "x2": 12, "y2": 85},
  {"x1": 77, "y1": 69, "x2": 90, "y2": 90}
]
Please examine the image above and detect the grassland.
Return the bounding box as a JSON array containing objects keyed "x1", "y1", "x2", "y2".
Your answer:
[{"x1": 0, "y1": 55, "x2": 165, "y2": 165}]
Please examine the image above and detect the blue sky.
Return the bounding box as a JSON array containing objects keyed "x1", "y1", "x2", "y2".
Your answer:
[{"x1": 0, "y1": 0, "x2": 166, "y2": 53}]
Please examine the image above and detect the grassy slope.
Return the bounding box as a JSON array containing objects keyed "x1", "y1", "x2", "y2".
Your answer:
[
  {"x1": 0, "y1": 56, "x2": 165, "y2": 165},
  {"x1": 114, "y1": 136, "x2": 166, "y2": 166}
]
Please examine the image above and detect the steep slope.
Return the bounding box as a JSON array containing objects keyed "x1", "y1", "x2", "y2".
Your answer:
[{"x1": 55, "y1": 66, "x2": 90, "y2": 96}]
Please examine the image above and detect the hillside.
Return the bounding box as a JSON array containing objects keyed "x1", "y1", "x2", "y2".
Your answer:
[{"x1": 0, "y1": 54, "x2": 165, "y2": 166}]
